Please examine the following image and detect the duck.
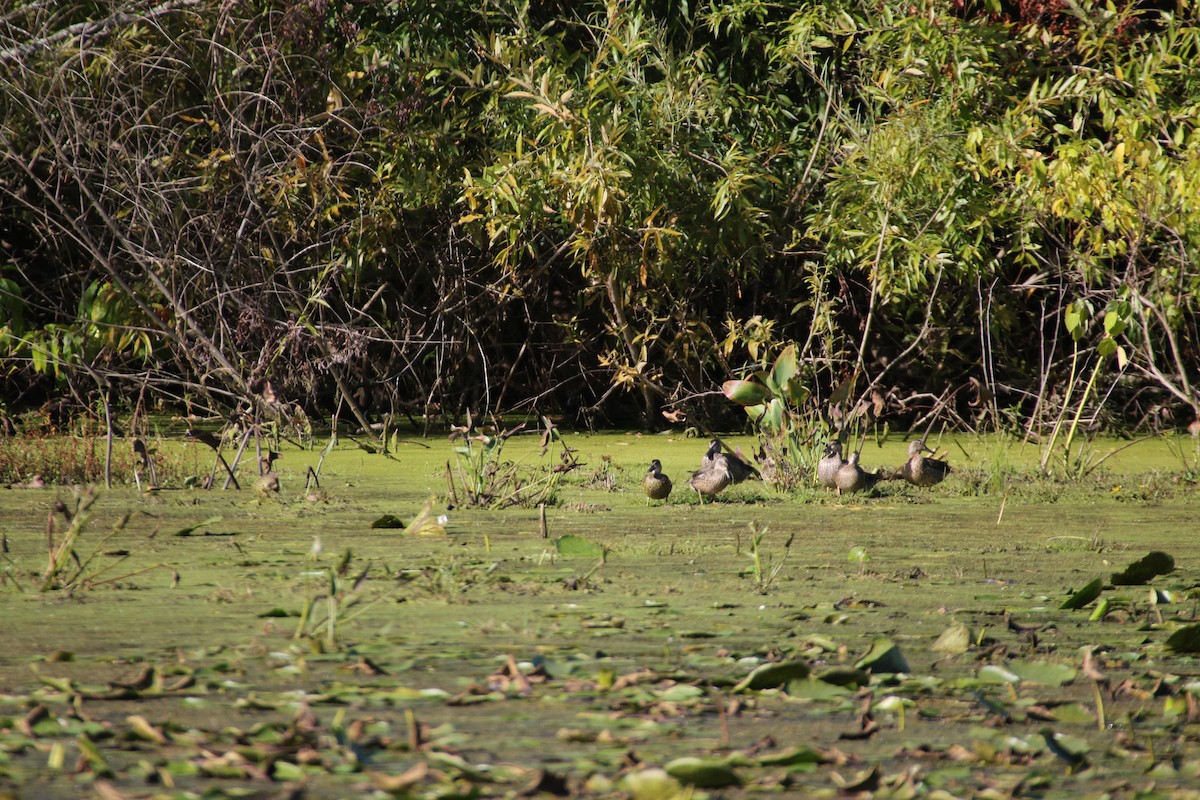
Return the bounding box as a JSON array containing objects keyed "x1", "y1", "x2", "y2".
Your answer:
[
  {"x1": 816, "y1": 440, "x2": 845, "y2": 489},
  {"x1": 834, "y1": 451, "x2": 884, "y2": 495},
  {"x1": 702, "y1": 439, "x2": 760, "y2": 484},
  {"x1": 688, "y1": 458, "x2": 732, "y2": 504},
  {"x1": 643, "y1": 459, "x2": 673, "y2": 504},
  {"x1": 254, "y1": 472, "x2": 280, "y2": 499},
  {"x1": 896, "y1": 440, "x2": 952, "y2": 487}
]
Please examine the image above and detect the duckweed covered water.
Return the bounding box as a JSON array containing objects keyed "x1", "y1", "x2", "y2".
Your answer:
[{"x1": 1, "y1": 431, "x2": 1199, "y2": 798}]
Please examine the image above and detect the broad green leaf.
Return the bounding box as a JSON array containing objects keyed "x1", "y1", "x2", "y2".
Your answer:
[
  {"x1": 786, "y1": 677, "x2": 852, "y2": 699},
  {"x1": 1009, "y1": 660, "x2": 1076, "y2": 686},
  {"x1": 734, "y1": 659, "x2": 811, "y2": 692},
  {"x1": 1051, "y1": 703, "x2": 1095, "y2": 724},
  {"x1": 1165, "y1": 624, "x2": 1200, "y2": 653},
  {"x1": 855, "y1": 638, "x2": 909, "y2": 674},
  {"x1": 1061, "y1": 577, "x2": 1103, "y2": 609},
  {"x1": 656, "y1": 684, "x2": 705, "y2": 703},
  {"x1": 978, "y1": 664, "x2": 1019, "y2": 684},
  {"x1": 1111, "y1": 551, "x2": 1174, "y2": 585},
  {"x1": 622, "y1": 769, "x2": 685, "y2": 800},
  {"x1": 555, "y1": 535, "x2": 605, "y2": 558},
  {"x1": 762, "y1": 397, "x2": 784, "y2": 432},
  {"x1": 932, "y1": 623, "x2": 972, "y2": 655},
  {"x1": 816, "y1": 668, "x2": 870, "y2": 687},
  {"x1": 665, "y1": 757, "x2": 742, "y2": 788},
  {"x1": 770, "y1": 345, "x2": 798, "y2": 392},
  {"x1": 783, "y1": 376, "x2": 811, "y2": 405},
  {"x1": 756, "y1": 746, "x2": 828, "y2": 766},
  {"x1": 722, "y1": 379, "x2": 770, "y2": 406}
]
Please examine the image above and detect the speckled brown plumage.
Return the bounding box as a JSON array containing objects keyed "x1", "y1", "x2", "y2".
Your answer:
[
  {"x1": 643, "y1": 459, "x2": 673, "y2": 503},
  {"x1": 897, "y1": 440, "x2": 951, "y2": 487}
]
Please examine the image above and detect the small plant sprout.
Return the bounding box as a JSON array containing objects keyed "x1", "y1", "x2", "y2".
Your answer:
[
  {"x1": 874, "y1": 695, "x2": 915, "y2": 732},
  {"x1": 744, "y1": 522, "x2": 792, "y2": 592},
  {"x1": 847, "y1": 545, "x2": 870, "y2": 576}
]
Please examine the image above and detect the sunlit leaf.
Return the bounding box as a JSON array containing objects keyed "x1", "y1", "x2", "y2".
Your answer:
[
  {"x1": 621, "y1": 768, "x2": 686, "y2": 800},
  {"x1": 1165, "y1": 624, "x2": 1200, "y2": 653},
  {"x1": 1009, "y1": 660, "x2": 1076, "y2": 686},
  {"x1": 722, "y1": 379, "x2": 771, "y2": 406},
  {"x1": 978, "y1": 665, "x2": 1019, "y2": 684},
  {"x1": 664, "y1": 757, "x2": 742, "y2": 788},
  {"x1": 734, "y1": 659, "x2": 810, "y2": 692},
  {"x1": 855, "y1": 638, "x2": 908, "y2": 674},
  {"x1": 1061, "y1": 577, "x2": 1103, "y2": 609},
  {"x1": 786, "y1": 677, "x2": 852, "y2": 699},
  {"x1": 770, "y1": 345, "x2": 798, "y2": 391},
  {"x1": 932, "y1": 623, "x2": 972, "y2": 655},
  {"x1": 555, "y1": 534, "x2": 605, "y2": 558}
]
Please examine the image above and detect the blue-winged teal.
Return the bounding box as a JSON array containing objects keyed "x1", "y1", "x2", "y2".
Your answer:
[
  {"x1": 835, "y1": 451, "x2": 884, "y2": 495},
  {"x1": 688, "y1": 458, "x2": 732, "y2": 503},
  {"x1": 643, "y1": 459, "x2": 673, "y2": 504},
  {"x1": 702, "y1": 439, "x2": 760, "y2": 484},
  {"x1": 897, "y1": 440, "x2": 951, "y2": 487},
  {"x1": 817, "y1": 440, "x2": 844, "y2": 489}
]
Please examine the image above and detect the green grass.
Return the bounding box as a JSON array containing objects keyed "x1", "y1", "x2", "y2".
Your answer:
[{"x1": 0, "y1": 430, "x2": 1198, "y2": 798}]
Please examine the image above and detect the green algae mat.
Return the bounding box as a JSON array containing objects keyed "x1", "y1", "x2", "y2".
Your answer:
[{"x1": 2, "y1": 432, "x2": 1200, "y2": 799}]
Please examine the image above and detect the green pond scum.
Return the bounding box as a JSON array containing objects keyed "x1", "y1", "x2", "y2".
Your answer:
[{"x1": 1, "y1": 430, "x2": 1200, "y2": 799}]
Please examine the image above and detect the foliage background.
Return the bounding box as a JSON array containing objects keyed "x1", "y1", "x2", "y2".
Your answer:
[{"x1": 1, "y1": 0, "x2": 1198, "y2": 433}]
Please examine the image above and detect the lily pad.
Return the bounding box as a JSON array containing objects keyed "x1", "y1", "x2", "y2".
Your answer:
[
  {"x1": 854, "y1": 638, "x2": 909, "y2": 674},
  {"x1": 555, "y1": 535, "x2": 606, "y2": 558},
  {"x1": 622, "y1": 769, "x2": 686, "y2": 800},
  {"x1": 786, "y1": 677, "x2": 853, "y2": 699},
  {"x1": 1111, "y1": 551, "x2": 1175, "y2": 585},
  {"x1": 1009, "y1": 660, "x2": 1076, "y2": 687},
  {"x1": 664, "y1": 757, "x2": 742, "y2": 788},
  {"x1": 1061, "y1": 577, "x2": 1103, "y2": 609},
  {"x1": 733, "y1": 659, "x2": 811, "y2": 692},
  {"x1": 978, "y1": 664, "x2": 1020, "y2": 684},
  {"x1": 1165, "y1": 624, "x2": 1200, "y2": 653},
  {"x1": 932, "y1": 623, "x2": 972, "y2": 654}
]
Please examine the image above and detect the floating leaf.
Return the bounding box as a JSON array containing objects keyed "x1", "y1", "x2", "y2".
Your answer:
[
  {"x1": 174, "y1": 516, "x2": 224, "y2": 536},
  {"x1": 1061, "y1": 577, "x2": 1103, "y2": 609},
  {"x1": 855, "y1": 638, "x2": 909, "y2": 674},
  {"x1": 816, "y1": 668, "x2": 871, "y2": 688},
  {"x1": 733, "y1": 659, "x2": 810, "y2": 692},
  {"x1": 756, "y1": 746, "x2": 828, "y2": 767},
  {"x1": 1165, "y1": 624, "x2": 1200, "y2": 653},
  {"x1": 622, "y1": 768, "x2": 685, "y2": 800},
  {"x1": 1040, "y1": 728, "x2": 1090, "y2": 768},
  {"x1": 978, "y1": 665, "x2": 1020, "y2": 684},
  {"x1": 1009, "y1": 661, "x2": 1076, "y2": 687},
  {"x1": 932, "y1": 623, "x2": 972, "y2": 655},
  {"x1": 664, "y1": 757, "x2": 742, "y2": 788},
  {"x1": 555, "y1": 535, "x2": 606, "y2": 558},
  {"x1": 786, "y1": 677, "x2": 852, "y2": 699},
  {"x1": 1050, "y1": 703, "x2": 1095, "y2": 724},
  {"x1": 1111, "y1": 551, "x2": 1174, "y2": 585},
  {"x1": 656, "y1": 684, "x2": 705, "y2": 703}
]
